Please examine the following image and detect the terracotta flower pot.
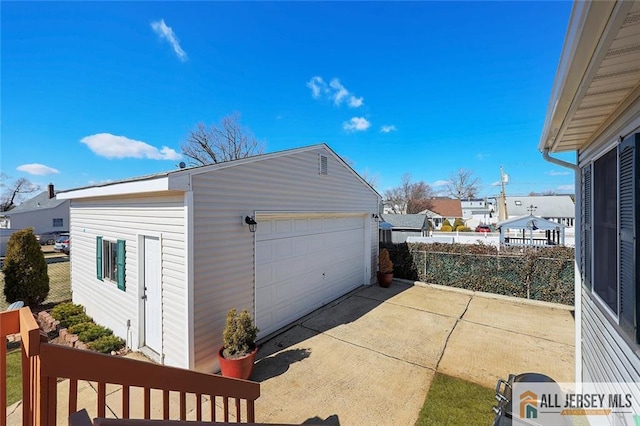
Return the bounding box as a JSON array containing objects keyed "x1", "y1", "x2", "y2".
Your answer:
[
  {"x1": 218, "y1": 346, "x2": 258, "y2": 380},
  {"x1": 377, "y1": 271, "x2": 393, "y2": 288}
]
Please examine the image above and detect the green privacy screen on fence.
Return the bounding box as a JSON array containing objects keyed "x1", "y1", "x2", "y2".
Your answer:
[{"x1": 382, "y1": 243, "x2": 574, "y2": 306}]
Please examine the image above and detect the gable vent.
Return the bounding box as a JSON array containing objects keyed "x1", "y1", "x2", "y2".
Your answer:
[{"x1": 319, "y1": 155, "x2": 328, "y2": 175}]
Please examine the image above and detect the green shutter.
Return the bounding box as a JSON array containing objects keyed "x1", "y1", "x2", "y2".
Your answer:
[
  {"x1": 96, "y1": 236, "x2": 103, "y2": 280},
  {"x1": 117, "y1": 240, "x2": 126, "y2": 291}
]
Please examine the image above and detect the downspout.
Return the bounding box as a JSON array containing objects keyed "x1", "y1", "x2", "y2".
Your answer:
[
  {"x1": 542, "y1": 148, "x2": 579, "y2": 172},
  {"x1": 541, "y1": 146, "x2": 581, "y2": 386}
]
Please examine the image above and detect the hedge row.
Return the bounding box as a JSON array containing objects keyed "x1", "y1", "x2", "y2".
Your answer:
[{"x1": 381, "y1": 243, "x2": 574, "y2": 305}]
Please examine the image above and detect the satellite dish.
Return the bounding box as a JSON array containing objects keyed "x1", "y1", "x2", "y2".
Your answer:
[{"x1": 179, "y1": 162, "x2": 186, "y2": 169}]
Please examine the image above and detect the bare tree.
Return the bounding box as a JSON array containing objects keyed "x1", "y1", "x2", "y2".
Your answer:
[
  {"x1": 181, "y1": 112, "x2": 265, "y2": 166},
  {"x1": 360, "y1": 169, "x2": 380, "y2": 189},
  {"x1": 445, "y1": 168, "x2": 481, "y2": 200},
  {"x1": 384, "y1": 173, "x2": 434, "y2": 214},
  {"x1": 0, "y1": 174, "x2": 40, "y2": 212}
]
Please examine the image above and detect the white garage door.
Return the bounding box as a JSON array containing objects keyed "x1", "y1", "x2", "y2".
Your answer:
[{"x1": 255, "y1": 214, "x2": 366, "y2": 337}]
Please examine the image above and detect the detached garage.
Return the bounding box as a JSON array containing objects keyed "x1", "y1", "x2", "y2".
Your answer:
[{"x1": 57, "y1": 144, "x2": 380, "y2": 373}]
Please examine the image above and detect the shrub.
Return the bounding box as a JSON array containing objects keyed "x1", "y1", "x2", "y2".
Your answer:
[
  {"x1": 60, "y1": 313, "x2": 93, "y2": 329},
  {"x1": 222, "y1": 309, "x2": 259, "y2": 359},
  {"x1": 79, "y1": 325, "x2": 112, "y2": 343},
  {"x1": 69, "y1": 322, "x2": 112, "y2": 343},
  {"x1": 67, "y1": 321, "x2": 93, "y2": 335},
  {"x1": 90, "y1": 335, "x2": 125, "y2": 354},
  {"x1": 457, "y1": 226, "x2": 472, "y2": 232},
  {"x1": 441, "y1": 219, "x2": 452, "y2": 229},
  {"x1": 51, "y1": 302, "x2": 85, "y2": 321},
  {"x1": 2, "y1": 228, "x2": 49, "y2": 307},
  {"x1": 453, "y1": 218, "x2": 465, "y2": 229},
  {"x1": 378, "y1": 248, "x2": 394, "y2": 273},
  {"x1": 440, "y1": 225, "x2": 453, "y2": 232}
]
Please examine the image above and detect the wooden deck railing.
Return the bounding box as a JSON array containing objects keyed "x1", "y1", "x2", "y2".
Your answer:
[{"x1": 0, "y1": 307, "x2": 261, "y2": 425}]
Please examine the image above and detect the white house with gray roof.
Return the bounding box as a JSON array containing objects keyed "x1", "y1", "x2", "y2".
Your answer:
[
  {"x1": 500, "y1": 195, "x2": 575, "y2": 228},
  {"x1": 57, "y1": 144, "x2": 380, "y2": 373},
  {"x1": 0, "y1": 184, "x2": 69, "y2": 233}
]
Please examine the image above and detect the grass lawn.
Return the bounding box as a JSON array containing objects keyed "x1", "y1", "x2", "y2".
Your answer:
[
  {"x1": 6, "y1": 348, "x2": 22, "y2": 407},
  {"x1": 416, "y1": 373, "x2": 495, "y2": 426}
]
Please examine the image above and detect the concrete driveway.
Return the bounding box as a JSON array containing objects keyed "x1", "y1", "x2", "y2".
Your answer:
[{"x1": 252, "y1": 281, "x2": 575, "y2": 425}]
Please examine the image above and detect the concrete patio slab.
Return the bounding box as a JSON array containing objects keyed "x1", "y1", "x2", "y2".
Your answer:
[
  {"x1": 357, "y1": 282, "x2": 471, "y2": 318},
  {"x1": 437, "y1": 320, "x2": 575, "y2": 389},
  {"x1": 462, "y1": 295, "x2": 575, "y2": 346},
  {"x1": 253, "y1": 326, "x2": 433, "y2": 426},
  {"x1": 301, "y1": 293, "x2": 456, "y2": 369}
]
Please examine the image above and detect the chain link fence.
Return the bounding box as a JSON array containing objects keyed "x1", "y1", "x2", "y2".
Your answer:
[
  {"x1": 382, "y1": 243, "x2": 574, "y2": 306},
  {"x1": 0, "y1": 257, "x2": 71, "y2": 311}
]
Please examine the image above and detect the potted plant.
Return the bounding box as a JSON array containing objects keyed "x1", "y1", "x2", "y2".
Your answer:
[
  {"x1": 217, "y1": 308, "x2": 259, "y2": 380},
  {"x1": 377, "y1": 248, "x2": 394, "y2": 288}
]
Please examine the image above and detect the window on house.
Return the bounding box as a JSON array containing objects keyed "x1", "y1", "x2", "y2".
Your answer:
[
  {"x1": 586, "y1": 132, "x2": 640, "y2": 344},
  {"x1": 53, "y1": 218, "x2": 63, "y2": 227},
  {"x1": 592, "y1": 148, "x2": 617, "y2": 314},
  {"x1": 515, "y1": 201, "x2": 522, "y2": 206},
  {"x1": 96, "y1": 236, "x2": 126, "y2": 291}
]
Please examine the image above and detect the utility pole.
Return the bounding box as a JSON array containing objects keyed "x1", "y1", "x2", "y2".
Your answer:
[{"x1": 498, "y1": 166, "x2": 509, "y2": 221}]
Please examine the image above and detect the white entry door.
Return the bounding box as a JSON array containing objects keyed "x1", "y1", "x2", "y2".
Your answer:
[
  {"x1": 255, "y1": 214, "x2": 366, "y2": 337},
  {"x1": 143, "y1": 236, "x2": 162, "y2": 353}
]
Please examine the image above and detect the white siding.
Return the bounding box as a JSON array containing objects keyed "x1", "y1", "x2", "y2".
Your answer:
[
  {"x1": 582, "y1": 292, "x2": 640, "y2": 397},
  {"x1": 191, "y1": 147, "x2": 379, "y2": 372},
  {"x1": 8, "y1": 202, "x2": 70, "y2": 233},
  {"x1": 69, "y1": 192, "x2": 187, "y2": 368}
]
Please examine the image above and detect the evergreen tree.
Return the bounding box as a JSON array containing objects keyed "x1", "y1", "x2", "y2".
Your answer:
[{"x1": 3, "y1": 228, "x2": 50, "y2": 307}]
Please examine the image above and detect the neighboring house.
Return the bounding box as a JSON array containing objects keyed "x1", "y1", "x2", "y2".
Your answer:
[
  {"x1": 499, "y1": 195, "x2": 575, "y2": 228},
  {"x1": 57, "y1": 144, "x2": 380, "y2": 373},
  {"x1": 460, "y1": 198, "x2": 494, "y2": 229},
  {"x1": 420, "y1": 198, "x2": 462, "y2": 230},
  {"x1": 382, "y1": 201, "x2": 405, "y2": 214},
  {"x1": 379, "y1": 214, "x2": 428, "y2": 243},
  {"x1": 539, "y1": 0, "x2": 640, "y2": 401},
  {"x1": 0, "y1": 184, "x2": 69, "y2": 233}
]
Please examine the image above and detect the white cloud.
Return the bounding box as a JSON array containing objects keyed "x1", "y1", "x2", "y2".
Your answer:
[
  {"x1": 16, "y1": 163, "x2": 59, "y2": 175},
  {"x1": 380, "y1": 125, "x2": 397, "y2": 133},
  {"x1": 476, "y1": 153, "x2": 489, "y2": 160},
  {"x1": 329, "y1": 79, "x2": 349, "y2": 105},
  {"x1": 491, "y1": 181, "x2": 501, "y2": 186},
  {"x1": 80, "y1": 133, "x2": 182, "y2": 160},
  {"x1": 548, "y1": 170, "x2": 571, "y2": 176},
  {"x1": 151, "y1": 19, "x2": 187, "y2": 62},
  {"x1": 432, "y1": 180, "x2": 448, "y2": 187},
  {"x1": 348, "y1": 96, "x2": 364, "y2": 108},
  {"x1": 343, "y1": 117, "x2": 371, "y2": 132},
  {"x1": 307, "y1": 76, "x2": 363, "y2": 107},
  {"x1": 306, "y1": 76, "x2": 326, "y2": 98},
  {"x1": 556, "y1": 184, "x2": 574, "y2": 192}
]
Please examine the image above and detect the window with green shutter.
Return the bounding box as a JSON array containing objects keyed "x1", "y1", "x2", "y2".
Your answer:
[{"x1": 96, "y1": 236, "x2": 126, "y2": 292}]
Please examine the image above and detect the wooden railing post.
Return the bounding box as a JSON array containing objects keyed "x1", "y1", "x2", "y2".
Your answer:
[{"x1": 0, "y1": 309, "x2": 19, "y2": 426}]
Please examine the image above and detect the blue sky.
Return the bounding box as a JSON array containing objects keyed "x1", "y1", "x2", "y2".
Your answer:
[{"x1": 2, "y1": 1, "x2": 575, "y2": 200}]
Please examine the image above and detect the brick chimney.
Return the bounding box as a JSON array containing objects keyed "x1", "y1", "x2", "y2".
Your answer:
[{"x1": 48, "y1": 183, "x2": 54, "y2": 199}]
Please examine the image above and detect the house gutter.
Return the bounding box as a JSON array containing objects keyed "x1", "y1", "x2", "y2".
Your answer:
[{"x1": 542, "y1": 148, "x2": 579, "y2": 173}]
